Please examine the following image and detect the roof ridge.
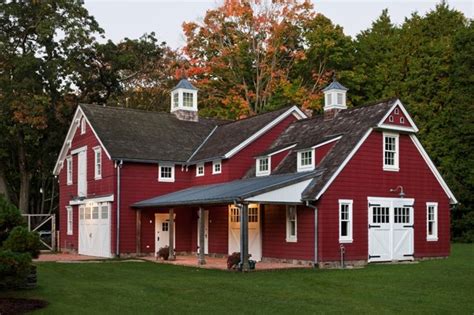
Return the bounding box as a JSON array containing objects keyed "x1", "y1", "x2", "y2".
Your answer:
[{"x1": 215, "y1": 106, "x2": 293, "y2": 127}]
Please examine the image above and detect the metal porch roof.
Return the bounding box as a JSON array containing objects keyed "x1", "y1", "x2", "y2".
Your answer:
[{"x1": 132, "y1": 171, "x2": 321, "y2": 208}]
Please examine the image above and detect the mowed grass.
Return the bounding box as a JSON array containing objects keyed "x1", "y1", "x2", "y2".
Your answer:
[{"x1": 2, "y1": 244, "x2": 473, "y2": 314}]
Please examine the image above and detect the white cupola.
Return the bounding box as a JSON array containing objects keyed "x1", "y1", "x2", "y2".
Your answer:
[
  {"x1": 322, "y1": 74, "x2": 348, "y2": 120},
  {"x1": 170, "y1": 78, "x2": 198, "y2": 122}
]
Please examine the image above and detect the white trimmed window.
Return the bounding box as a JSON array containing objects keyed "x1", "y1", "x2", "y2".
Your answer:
[
  {"x1": 212, "y1": 160, "x2": 222, "y2": 174},
  {"x1": 66, "y1": 206, "x2": 73, "y2": 235},
  {"x1": 196, "y1": 163, "x2": 205, "y2": 177},
  {"x1": 286, "y1": 205, "x2": 297, "y2": 242},
  {"x1": 339, "y1": 200, "x2": 353, "y2": 243},
  {"x1": 66, "y1": 156, "x2": 73, "y2": 185},
  {"x1": 183, "y1": 92, "x2": 193, "y2": 107},
  {"x1": 93, "y1": 147, "x2": 102, "y2": 180},
  {"x1": 427, "y1": 202, "x2": 438, "y2": 241},
  {"x1": 173, "y1": 92, "x2": 179, "y2": 108},
  {"x1": 80, "y1": 117, "x2": 86, "y2": 134},
  {"x1": 256, "y1": 157, "x2": 270, "y2": 176},
  {"x1": 383, "y1": 133, "x2": 399, "y2": 171},
  {"x1": 158, "y1": 164, "x2": 175, "y2": 182},
  {"x1": 337, "y1": 93, "x2": 343, "y2": 105},
  {"x1": 297, "y1": 149, "x2": 314, "y2": 172}
]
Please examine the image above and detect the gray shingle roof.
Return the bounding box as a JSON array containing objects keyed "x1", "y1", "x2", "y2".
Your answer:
[
  {"x1": 80, "y1": 104, "x2": 218, "y2": 162},
  {"x1": 133, "y1": 171, "x2": 320, "y2": 208},
  {"x1": 322, "y1": 80, "x2": 349, "y2": 92},
  {"x1": 265, "y1": 98, "x2": 398, "y2": 200},
  {"x1": 172, "y1": 78, "x2": 198, "y2": 91},
  {"x1": 189, "y1": 107, "x2": 293, "y2": 162}
]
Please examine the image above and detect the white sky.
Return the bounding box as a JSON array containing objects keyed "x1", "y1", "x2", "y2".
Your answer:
[{"x1": 84, "y1": 0, "x2": 473, "y2": 49}]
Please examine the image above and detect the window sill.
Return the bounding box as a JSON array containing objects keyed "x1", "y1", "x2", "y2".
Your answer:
[
  {"x1": 297, "y1": 167, "x2": 315, "y2": 172},
  {"x1": 94, "y1": 176, "x2": 102, "y2": 180},
  {"x1": 285, "y1": 238, "x2": 297, "y2": 243},
  {"x1": 212, "y1": 172, "x2": 221, "y2": 175},
  {"x1": 67, "y1": 232, "x2": 73, "y2": 236},
  {"x1": 256, "y1": 172, "x2": 270, "y2": 177},
  {"x1": 427, "y1": 237, "x2": 438, "y2": 242},
  {"x1": 67, "y1": 182, "x2": 72, "y2": 186},
  {"x1": 158, "y1": 178, "x2": 175, "y2": 183},
  {"x1": 339, "y1": 238, "x2": 353, "y2": 244},
  {"x1": 383, "y1": 166, "x2": 399, "y2": 172},
  {"x1": 196, "y1": 174, "x2": 204, "y2": 177}
]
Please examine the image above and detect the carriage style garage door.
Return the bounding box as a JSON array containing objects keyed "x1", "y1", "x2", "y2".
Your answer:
[
  {"x1": 79, "y1": 202, "x2": 112, "y2": 258},
  {"x1": 228, "y1": 204, "x2": 262, "y2": 261},
  {"x1": 368, "y1": 197, "x2": 414, "y2": 262}
]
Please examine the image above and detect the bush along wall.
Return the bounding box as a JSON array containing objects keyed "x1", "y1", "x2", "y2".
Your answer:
[{"x1": 0, "y1": 197, "x2": 41, "y2": 289}]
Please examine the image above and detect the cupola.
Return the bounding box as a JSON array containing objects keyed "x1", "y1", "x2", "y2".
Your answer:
[
  {"x1": 322, "y1": 74, "x2": 348, "y2": 120},
  {"x1": 170, "y1": 78, "x2": 198, "y2": 122}
]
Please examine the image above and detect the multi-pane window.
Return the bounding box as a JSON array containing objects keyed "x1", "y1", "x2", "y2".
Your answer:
[
  {"x1": 196, "y1": 163, "x2": 205, "y2": 177},
  {"x1": 372, "y1": 207, "x2": 390, "y2": 224},
  {"x1": 158, "y1": 165, "x2": 174, "y2": 182},
  {"x1": 337, "y1": 93, "x2": 343, "y2": 105},
  {"x1": 162, "y1": 221, "x2": 169, "y2": 232},
  {"x1": 92, "y1": 206, "x2": 99, "y2": 219},
  {"x1": 248, "y1": 205, "x2": 259, "y2": 223},
  {"x1": 66, "y1": 156, "x2": 73, "y2": 185},
  {"x1": 427, "y1": 202, "x2": 438, "y2": 241},
  {"x1": 67, "y1": 206, "x2": 73, "y2": 235},
  {"x1": 230, "y1": 206, "x2": 240, "y2": 223},
  {"x1": 101, "y1": 204, "x2": 108, "y2": 219},
  {"x1": 394, "y1": 207, "x2": 410, "y2": 224},
  {"x1": 79, "y1": 206, "x2": 85, "y2": 220},
  {"x1": 173, "y1": 92, "x2": 179, "y2": 108},
  {"x1": 339, "y1": 200, "x2": 353, "y2": 242},
  {"x1": 94, "y1": 147, "x2": 102, "y2": 180},
  {"x1": 286, "y1": 205, "x2": 297, "y2": 242},
  {"x1": 383, "y1": 133, "x2": 399, "y2": 171},
  {"x1": 183, "y1": 92, "x2": 193, "y2": 107},
  {"x1": 213, "y1": 160, "x2": 221, "y2": 174},
  {"x1": 297, "y1": 150, "x2": 314, "y2": 171},
  {"x1": 256, "y1": 157, "x2": 270, "y2": 176},
  {"x1": 85, "y1": 207, "x2": 92, "y2": 220},
  {"x1": 326, "y1": 93, "x2": 332, "y2": 105}
]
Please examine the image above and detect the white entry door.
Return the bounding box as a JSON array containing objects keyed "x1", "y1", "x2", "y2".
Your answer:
[
  {"x1": 368, "y1": 197, "x2": 414, "y2": 262},
  {"x1": 228, "y1": 205, "x2": 262, "y2": 261},
  {"x1": 78, "y1": 202, "x2": 111, "y2": 258},
  {"x1": 155, "y1": 214, "x2": 175, "y2": 256},
  {"x1": 77, "y1": 150, "x2": 87, "y2": 197},
  {"x1": 197, "y1": 210, "x2": 209, "y2": 254}
]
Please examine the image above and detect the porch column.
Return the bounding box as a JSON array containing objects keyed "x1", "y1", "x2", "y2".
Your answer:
[
  {"x1": 169, "y1": 208, "x2": 175, "y2": 261},
  {"x1": 198, "y1": 207, "x2": 206, "y2": 265},
  {"x1": 135, "y1": 209, "x2": 141, "y2": 256},
  {"x1": 240, "y1": 203, "x2": 250, "y2": 271}
]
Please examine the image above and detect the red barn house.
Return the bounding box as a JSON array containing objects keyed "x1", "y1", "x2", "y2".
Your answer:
[{"x1": 53, "y1": 78, "x2": 456, "y2": 269}]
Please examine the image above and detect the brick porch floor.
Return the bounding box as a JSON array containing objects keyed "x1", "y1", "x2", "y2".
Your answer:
[
  {"x1": 34, "y1": 253, "x2": 106, "y2": 262},
  {"x1": 141, "y1": 255, "x2": 312, "y2": 271}
]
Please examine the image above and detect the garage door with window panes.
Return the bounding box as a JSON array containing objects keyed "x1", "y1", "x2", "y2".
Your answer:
[
  {"x1": 368, "y1": 198, "x2": 414, "y2": 262},
  {"x1": 78, "y1": 202, "x2": 112, "y2": 258}
]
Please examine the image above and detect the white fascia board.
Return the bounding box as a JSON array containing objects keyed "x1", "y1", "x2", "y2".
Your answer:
[
  {"x1": 377, "y1": 99, "x2": 419, "y2": 132},
  {"x1": 378, "y1": 124, "x2": 417, "y2": 133},
  {"x1": 224, "y1": 106, "x2": 307, "y2": 159},
  {"x1": 245, "y1": 179, "x2": 312, "y2": 203},
  {"x1": 368, "y1": 197, "x2": 415, "y2": 205},
  {"x1": 409, "y1": 135, "x2": 458, "y2": 204},
  {"x1": 315, "y1": 128, "x2": 373, "y2": 200},
  {"x1": 69, "y1": 194, "x2": 114, "y2": 205},
  {"x1": 294, "y1": 136, "x2": 343, "y2": 153},
  {"x1": 53, "y1": 105, "x2": 112, "y2": 175},
  {"x1": 255, "y1": 144, "x2": 297, "y2": 159}
]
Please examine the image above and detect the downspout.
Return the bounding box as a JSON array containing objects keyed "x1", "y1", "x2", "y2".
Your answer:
[
  {"x1": 116, "y1": 160, "x2": 123, "y2": 257},
  {"x1": 306, "y1": 201, "x2": 318, "y2": 268}
]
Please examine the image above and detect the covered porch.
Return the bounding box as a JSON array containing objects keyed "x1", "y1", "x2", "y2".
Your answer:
[{"x1": 133, "y1": 172, "x2": 320, "y2": 271}]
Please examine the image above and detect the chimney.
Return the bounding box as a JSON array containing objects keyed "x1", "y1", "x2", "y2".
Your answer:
[
  {"x1": 322, "y1": 74, "x2": 348, "y2": 120},
  {"x1": 170, "y1": 78, "x2": 199, "y2": 122}
]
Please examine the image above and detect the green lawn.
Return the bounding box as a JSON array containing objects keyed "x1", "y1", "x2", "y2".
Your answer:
[{"x1": 2, "y1": 244, "x2": 473, "y2": 314}]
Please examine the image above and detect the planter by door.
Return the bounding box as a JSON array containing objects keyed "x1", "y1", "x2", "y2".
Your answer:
[
  {"x1": 155, "y1": 213, "x2": 175, "y2": 256},
  {"x1": 368, "y1": 197, "x2": 414, "y2": 262},
  {"x1": 228, "y1": 205, "x2": 262, "y2": 261}
]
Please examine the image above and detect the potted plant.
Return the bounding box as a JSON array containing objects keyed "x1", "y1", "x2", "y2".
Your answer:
[{"x1": 157, "y1": 246, "x2": 170, "y2": 261}]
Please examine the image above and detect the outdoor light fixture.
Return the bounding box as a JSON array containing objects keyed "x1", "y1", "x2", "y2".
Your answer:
[{"x1": 390, "y1": 186, "x2": 406, "y2": 198}]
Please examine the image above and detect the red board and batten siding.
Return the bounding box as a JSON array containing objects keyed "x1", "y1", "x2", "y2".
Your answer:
[
  {"x1": 262, "y1": 205, "x2": 315, "y2": 261},
  {"x1": 58, "y1": 120, "x2": 116, "y2": 252},
  {"x1": 315, "y1": 130, "x2": 450, "y2": 262}
]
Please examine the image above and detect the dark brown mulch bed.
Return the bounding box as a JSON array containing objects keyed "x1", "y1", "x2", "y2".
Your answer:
[{"x1": 0, "y1": 298, "x2": 48, "y2": 315}]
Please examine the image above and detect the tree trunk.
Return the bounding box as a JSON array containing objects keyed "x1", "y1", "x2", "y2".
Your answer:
[
  {"x1": 17, "y1": 132, "x2": 30, "y2": 214},
  {"x1": 0, "y1": 166, "x2": 10, "y2": 202}
]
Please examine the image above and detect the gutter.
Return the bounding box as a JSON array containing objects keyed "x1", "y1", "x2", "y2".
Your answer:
[
  {"x1": 116, "y1": 160, "x2": 123, "y2": 257},
  {"x1": 306, "y1": 201, "x2": 318, "y2": 268}
]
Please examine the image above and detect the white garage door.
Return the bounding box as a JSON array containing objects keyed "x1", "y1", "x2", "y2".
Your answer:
[
  {"x1": 79, "y1": 202, "x2": 112, "y2": 258},
  {"x1": 228, "y1": 205, "x2": 262, "y2": 261},
  {"x1": 368, "y1": 197, "x2": 414, "y2": 262}
]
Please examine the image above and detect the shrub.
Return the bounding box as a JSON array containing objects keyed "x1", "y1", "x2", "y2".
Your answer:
[
  {"x1": 157, "y1": 246, "x2": 169, "y2": 260},
  {"x1": 2, "y1": 226, "x2": 41, "y2": 259},
  {"x1": 0, "y1": 197, "x2": 25, "y2": 245},
  {"x1": 0, "y1": 250, "x2": 32, "y2": 289},
  {"x1": 227, "y1": 252, "x2": 240, "y2": 269}
]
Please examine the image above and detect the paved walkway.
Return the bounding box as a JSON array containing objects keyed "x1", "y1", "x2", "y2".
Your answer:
[
  {"x1": 142, "y1": 255, "x2": 311, "y2": 271},
  {"x1": 34, "y1": 253, "x2": 105, "y2": 262}
]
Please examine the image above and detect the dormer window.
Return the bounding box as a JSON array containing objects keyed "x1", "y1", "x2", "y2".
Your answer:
[
  {"x1": 256, "y1": 157, "x2": 270, "y2": 176},
  {"x1": 183, "y1": 92, "x2": 194, "y2": 107},
  {"x1": 297, "y1": 149, "x2": 314, "y2": 172},
  {"x1": 212, "y1": 160, "x2": 222, "y2": 174},
  {"x1": 196, "y1": 163, "x2": 205, "y2": 177}
]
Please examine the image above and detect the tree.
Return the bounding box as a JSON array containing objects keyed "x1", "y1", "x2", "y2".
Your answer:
[{"x1": 0, "y1": 0, "x2": 102, "y2": 214}]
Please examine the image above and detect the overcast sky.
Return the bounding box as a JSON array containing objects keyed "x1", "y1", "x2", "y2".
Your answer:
[{"x1": 84, "y1": 0, "x2": 473, "y2": 49}]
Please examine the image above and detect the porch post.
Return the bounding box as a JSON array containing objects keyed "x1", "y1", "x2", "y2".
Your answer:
[
  {"x1": 240, "y1": 203, "x2": 250, "y2": 271},
  {"x1": 169, "y1": 208, "x2": 175, "y2": 261},
  {"x1": 198, "y1": 207, "x2": 206, "y2": 265},
  {"x1": 135, "y1": 209, "x2": 141, "y2": 256}
]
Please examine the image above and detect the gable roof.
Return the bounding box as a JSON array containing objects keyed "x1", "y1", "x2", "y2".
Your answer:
[{"x1": 188, "y1": 106, "x2": 305, "y2": 163}]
